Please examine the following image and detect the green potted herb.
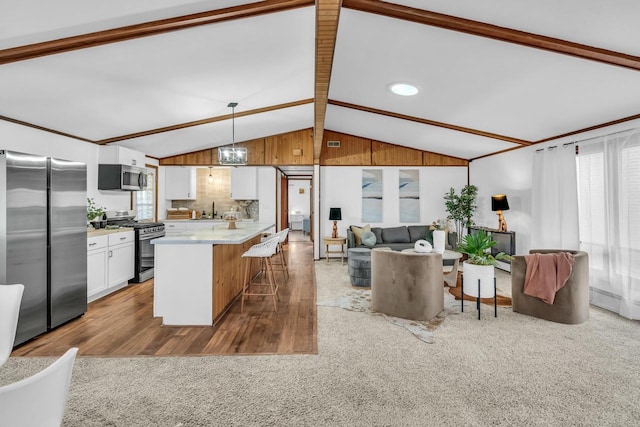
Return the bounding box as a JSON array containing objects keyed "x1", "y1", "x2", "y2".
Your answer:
[
  {"x1": 456, "y1": 230, "x2": 512, "y2": 298},
  {"x1": 87, "y1": 197, "x2": 105, "y2": 222}
]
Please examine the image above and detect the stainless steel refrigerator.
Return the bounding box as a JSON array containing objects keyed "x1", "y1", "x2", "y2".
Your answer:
[{"x1": 0, "y1": 150, "x2": 87, "y2": 346}]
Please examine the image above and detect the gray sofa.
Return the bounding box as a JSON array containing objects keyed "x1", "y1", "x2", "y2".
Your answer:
[{"x1": 347, "y1": 225, "x2": 457, "y2": 252}]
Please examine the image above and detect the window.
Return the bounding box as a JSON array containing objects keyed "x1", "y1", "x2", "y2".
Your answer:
[
  {"x1": 135, "y1": 166, "x2": 156, "y2": 222},
  {"x1": 576, "y1": 129, "x2": 640, "y2": 319}
]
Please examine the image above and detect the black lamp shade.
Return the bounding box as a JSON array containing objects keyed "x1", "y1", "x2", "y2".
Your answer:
[
  {"x1": 329, "y1": 207, "x2": 342, "y2": 221},
  {"x1": 491, "y1": 195, "x2": 509, "y2": 211}
]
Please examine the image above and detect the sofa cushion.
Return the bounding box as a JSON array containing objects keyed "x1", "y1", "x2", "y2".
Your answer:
[
  {"x1": 351, "y1": 224, "x2": 371, "y2": 246},
  {"x1": 408, "y1": 225, "x2": 429, "y2": 243},
  {"x1": 371, "y1": 227, "x2": 383, "y2": 244},
  {"x1": 361, "y1": 231, "x2": 377, "y2": 247},
  {"x1": 381, "y1": 226, "x2": 411, "y2": 243}
]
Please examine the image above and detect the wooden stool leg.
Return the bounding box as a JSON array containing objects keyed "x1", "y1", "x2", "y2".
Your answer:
[
  {"x1": 279, "y1": 243, "x2": 289, "y2": 281},
  {"x1": 241, "y1": 257, "x2": 251, "y2": 313},
  {"x1": 266, "y1": 258, "x2": 278, "y2": 311}
]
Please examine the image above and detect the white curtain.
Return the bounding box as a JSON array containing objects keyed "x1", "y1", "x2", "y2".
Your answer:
[
  {"x1": 577, "y1": 129, "x2": 640, "y2": 320},
  {"x1": 531, "y1": 144, "x2": 580, "y2": 250}
]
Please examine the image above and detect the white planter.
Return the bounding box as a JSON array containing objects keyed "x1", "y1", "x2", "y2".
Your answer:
[
  {"x1": 462, "y1": 262, "x2": 495, "y2": 298},
  {"x1": 433, "y1": 230, "x2": 446, "y2": 254}
]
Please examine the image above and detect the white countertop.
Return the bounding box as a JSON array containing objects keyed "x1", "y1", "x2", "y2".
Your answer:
[
  {"x1": 87, "y1": 227, "x2": 134, "y2": 238},
  {"x1": 152, "y1": 222, "x2": 274, "y2": 245}
]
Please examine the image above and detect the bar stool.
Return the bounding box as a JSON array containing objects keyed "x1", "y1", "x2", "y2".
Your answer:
[
  {"x1": 241, "y1": 237, "x2": 280, "y2": 312},
  {"x1": 268, "y1": 228, "x2": 290, "y2": 281}
]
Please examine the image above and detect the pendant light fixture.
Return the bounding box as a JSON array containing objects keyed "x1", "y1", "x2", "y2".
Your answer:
[
  {"x1": 217, "y1": 102, "x2": 247, "y2": 166},
  {"x1": 207, "y1": 167, "x2": 214, "y2": 184}
]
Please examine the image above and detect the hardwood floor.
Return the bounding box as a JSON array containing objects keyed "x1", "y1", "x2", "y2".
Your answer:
[{"x1": 12, "y1": 235, "x2": 317, "y2": 357}]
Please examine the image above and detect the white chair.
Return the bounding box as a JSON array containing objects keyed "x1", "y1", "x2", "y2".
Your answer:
[
  {"x1": 268, "y1": 228, "x2": 290, "y2": 281},
  {"x1": 0, "y1": 347, "x2": 78, "y2": 427},
  {"x1": 241, "y1": 238, "x2": 280, "y2": 312},
  {"x1": 0, "y1": 284, "x2": 24, "y2": 367}
]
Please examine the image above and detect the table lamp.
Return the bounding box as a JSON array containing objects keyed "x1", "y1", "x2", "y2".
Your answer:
[
  {"x1": 491, "y1": 194, "x2": 509, "y2": 232},
  {"x1": 329, "y1": 208, "x2": 342, "y2": 238}
]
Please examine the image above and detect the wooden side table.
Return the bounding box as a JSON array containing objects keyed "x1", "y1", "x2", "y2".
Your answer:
[{"x1": 324, "y1": 237, "x2": 346, "y2": 264}]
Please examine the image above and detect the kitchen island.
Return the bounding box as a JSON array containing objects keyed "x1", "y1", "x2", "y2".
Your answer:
[{"x1": 152, "y1": 222, "x2": 275, "y2": 326}]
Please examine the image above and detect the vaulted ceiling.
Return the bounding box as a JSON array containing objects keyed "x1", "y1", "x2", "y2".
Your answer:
[{"x1": 1, "y1": 0, "x2": 639, "y2": 162}]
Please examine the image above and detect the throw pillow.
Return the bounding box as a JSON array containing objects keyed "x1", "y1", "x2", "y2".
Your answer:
[
  {"x1": 425, "y1": 229, "x2": 434, "y2": 245},
  {"x1": 361, "y1": 231, "x2": 377, "y2": 247},
  {"x1": 351, "y1": 224, "x2": 371, "y2": 246}
]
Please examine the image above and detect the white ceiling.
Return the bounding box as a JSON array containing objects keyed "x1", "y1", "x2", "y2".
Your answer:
[{"x1": 0, "y1": 1, "x2": 639, "y2": 161}]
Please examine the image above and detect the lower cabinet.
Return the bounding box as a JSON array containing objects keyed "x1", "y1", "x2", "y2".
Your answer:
[{"x1": 87, "y1": 231, "x2": 135, "y2": 301}]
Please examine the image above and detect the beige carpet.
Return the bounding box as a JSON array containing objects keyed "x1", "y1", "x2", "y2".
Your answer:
[{"x1": 1, "y1": 261, "x2": 639, "y2": 426}]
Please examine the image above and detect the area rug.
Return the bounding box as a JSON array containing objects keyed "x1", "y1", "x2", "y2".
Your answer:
[{"x1": 315, "y1": 261, "x2": 481, "y2": 344}]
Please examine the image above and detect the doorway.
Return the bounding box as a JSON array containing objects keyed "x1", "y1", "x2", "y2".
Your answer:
[{"x1": 285, "y1": 177, "x2": 311, "y2": 242}]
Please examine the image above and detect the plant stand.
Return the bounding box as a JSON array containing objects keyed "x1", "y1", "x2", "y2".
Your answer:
[{"x1": 461, "y1": 273, "x2": 497, "y2": 320}]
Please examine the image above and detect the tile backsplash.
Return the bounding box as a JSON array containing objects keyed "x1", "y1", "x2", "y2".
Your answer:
[{"x1": 171, "y1": 168, "x2": 259, "y2": 219}]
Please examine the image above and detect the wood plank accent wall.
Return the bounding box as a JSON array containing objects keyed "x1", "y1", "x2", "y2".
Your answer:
[
  {"x1": 159, "y1": 128, "x2": 467, "y2": 167},
  {"x1": 160, "y1": 138, "x2": 267, "y2": 166},
  {"x1": 423, "y1": 151, "x2": 468, "y2": 166},
  {"x1": 320, "y1": 130, "x2": 469, "y2": 167},
  {"x1": 321, "y1": 130, "x2": 372, "y2": 165},
  {"x1": 371, "y1": 140, "x2": 423, "y2": 165},
  {"x1": 160, "y1": 149, "x2": 214, "y2": 165},
  {"x1": 265, "y1": 129, "x2": 314, "y2": 165}
]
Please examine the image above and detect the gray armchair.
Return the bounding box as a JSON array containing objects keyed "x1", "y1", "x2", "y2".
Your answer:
[
  {"x1": 511, "y1": 249, "x2": 590, "y2": 324},
  {"x1": 371, "y1": 248, "x2": 444, "y2": 321}
]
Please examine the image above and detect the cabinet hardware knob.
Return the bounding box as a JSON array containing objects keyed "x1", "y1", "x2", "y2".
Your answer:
[{"x1": 89, "y1": 242, "x2": 97, "y2": 246}]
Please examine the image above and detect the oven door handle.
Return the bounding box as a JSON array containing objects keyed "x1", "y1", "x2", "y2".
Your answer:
[{"x1": 139, "y1": 232, "x2": 166, "y2": 240}]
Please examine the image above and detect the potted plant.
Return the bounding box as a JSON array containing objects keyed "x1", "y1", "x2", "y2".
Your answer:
[
  {"x1": 456, "y1": 230, "x2": 512, "y2": 298},
  {"x1": 87, "y1": 197, "x2": 105, "y2": 223},
  {"x1": 444, "y1": 185, "x2": 478, "y2": 246}
]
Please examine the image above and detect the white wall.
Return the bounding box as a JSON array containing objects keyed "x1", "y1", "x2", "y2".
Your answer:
[
  {"x1": 258, "y1": 167, "x2": 276, "y2": 224},
  {"x1": 319, "y1": 166, "x2": 467, "y2": 257},
  {"x1": 0, "y1": 120, "x2": 132, "y2": 211},
  {"x1": 288, "y1": 179, "x2": 311, "y2": 216},
  {"x1": 470, "y1": 118, "x2": 640, "y2": 255}
]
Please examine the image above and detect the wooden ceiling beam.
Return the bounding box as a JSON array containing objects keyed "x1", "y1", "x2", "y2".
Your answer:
[
  {"x1": 328, "y1": 99, "x2": 532, "y2": 146},
  {"x1": 343, "y1": 0, "x2": 640, "y2": 72},
  {"x1": 314, "y1": 0, "x2": 343, "y2": 164},
  {"x1": 0, "y1": 115, "x2": 94, "y2": 143},
  {"x1": 0, "y1": 0, "x2": 314, "y2": 65},
  {"x1": 97, "y1": 98, "x2": 313, "y2": 145}
]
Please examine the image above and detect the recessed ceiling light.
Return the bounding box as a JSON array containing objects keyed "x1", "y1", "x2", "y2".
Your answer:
[{"x1": 390, "y1": 83, "x2": 419, "y2": 96}]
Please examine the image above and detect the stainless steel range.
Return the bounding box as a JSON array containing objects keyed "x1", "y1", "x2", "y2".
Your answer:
[{"x1": 105, "y1": 212, "x2": 165, "y2": 283}]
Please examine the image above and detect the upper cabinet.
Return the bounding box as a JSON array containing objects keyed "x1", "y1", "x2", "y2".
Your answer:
[
  {"x1": 230, "y1": 167, "x2": 258, "y2": 200},
  {"x1": 100, "y1": 146, "x2": 146, "y2": 167},
  {"x1": 165, "y1": 167, "x2": 197, "y2": 200}
]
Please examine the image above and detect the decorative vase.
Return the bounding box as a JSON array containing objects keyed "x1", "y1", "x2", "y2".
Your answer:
[
  {"x1": 462, "y1": 262, "x2": 495, "y2": 298},
  {"x1": 433, "y1": 230, "x2": 446, "y2": 254}
]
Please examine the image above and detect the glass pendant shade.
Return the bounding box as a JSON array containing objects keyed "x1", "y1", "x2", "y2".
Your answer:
[{"x1": 218, "y1": 102, "x2": 248, "y2": 166}]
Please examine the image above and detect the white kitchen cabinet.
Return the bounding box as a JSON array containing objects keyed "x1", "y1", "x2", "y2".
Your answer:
[
  {"x1": 87, "y1": 230, "x2": 134, "y2": 301},
  {"x1": 163, "y1": 221, "x2": 187, "y2": 236},
  {"x1": 87, "y1": 236, "x2": 109, "y2": 298},
  {"x1": 100, "y1": 145, "x2": 146, "y2": 167},
  {"x1": 164, "y1": 167, "x2": 197, "y2": 200},
  {"x1": 230, "y1": 166, "x2": 258, "y2": 200},
  {"x1": 108, "y1": 241, "x2": 135, "y2": 288}
]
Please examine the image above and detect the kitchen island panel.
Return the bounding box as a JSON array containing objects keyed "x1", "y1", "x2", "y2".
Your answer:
[
  {"x1": 213, "y1": 235, "x2": 261, "y2": 321},
  {"x1": 154, "y1": 244, "x2": 213, "y2": 325}
]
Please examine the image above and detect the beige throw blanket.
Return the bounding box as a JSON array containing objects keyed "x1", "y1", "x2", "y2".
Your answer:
[{"x1": 524, "y1": 252, "x2": 575, "y2": 304}]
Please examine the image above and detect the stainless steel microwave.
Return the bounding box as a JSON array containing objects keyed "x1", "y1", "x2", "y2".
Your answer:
[{"x1": 98, "y1": 164, "x2": 147, "y2": 191}]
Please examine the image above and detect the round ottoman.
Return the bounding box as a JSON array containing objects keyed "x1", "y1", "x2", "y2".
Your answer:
[{"x1": 348, "y1": 248, "x2": 372, "y2": 288}]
